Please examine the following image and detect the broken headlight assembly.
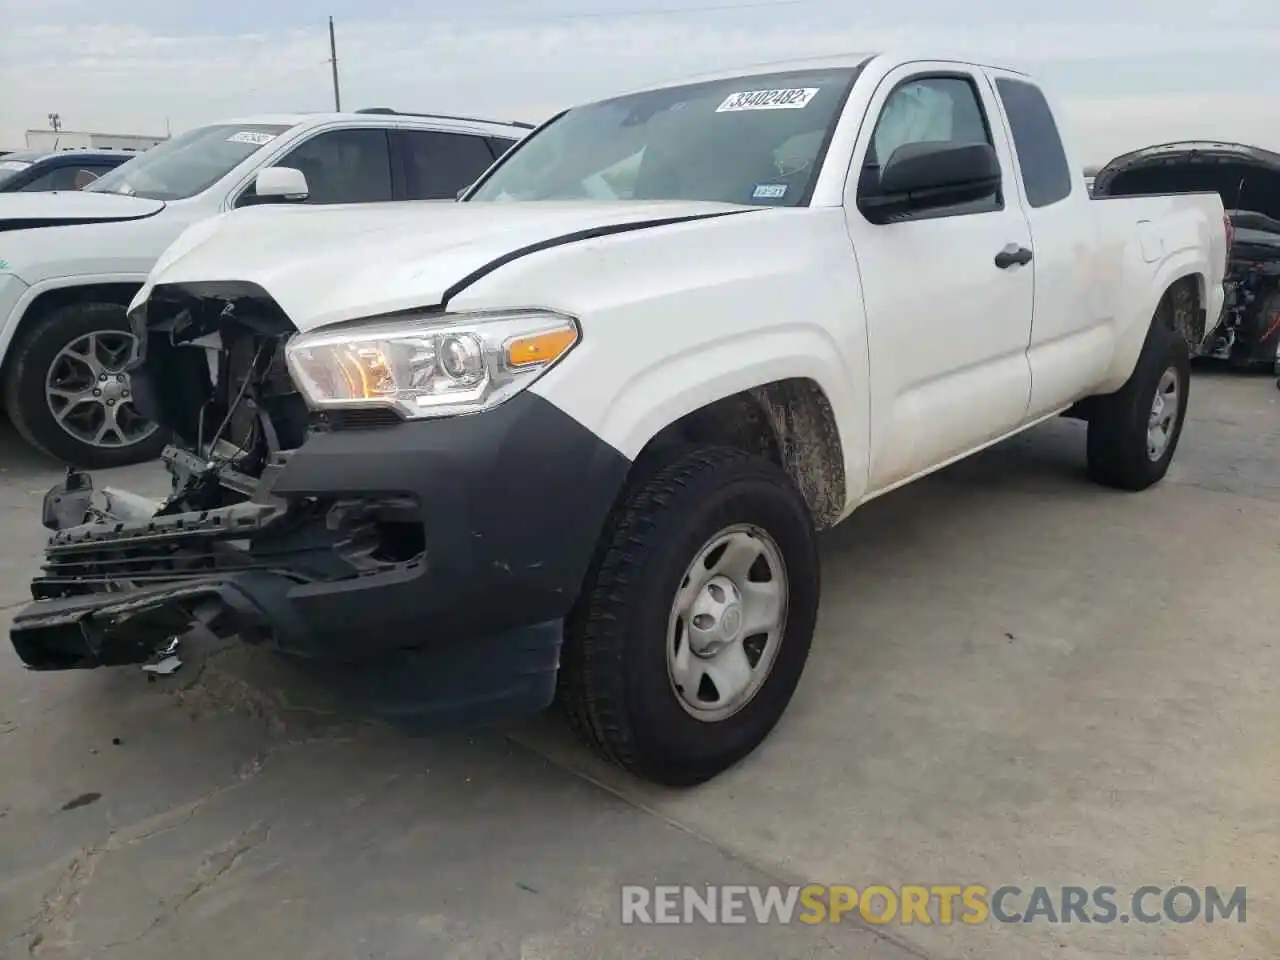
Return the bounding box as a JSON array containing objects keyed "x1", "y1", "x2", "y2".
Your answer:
[{"x1": 284, "y1": 309, "x2": 579, "y2": 419}]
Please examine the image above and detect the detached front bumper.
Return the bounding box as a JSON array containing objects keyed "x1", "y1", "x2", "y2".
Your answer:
[{"x1": 9, "y1": 392, "x2": 630, "y2": 726}]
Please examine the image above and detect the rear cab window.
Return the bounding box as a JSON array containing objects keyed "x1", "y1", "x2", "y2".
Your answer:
[{"x1": 994, "y1": 78, "x2": 1073, "y2": 208}]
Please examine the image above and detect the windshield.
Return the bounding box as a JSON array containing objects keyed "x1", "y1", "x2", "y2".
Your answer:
[
  {"x1": 468, "y1": 67, "x2": 861, "y2": 207},
  {"x1": 0, "y1": 157, "x2": 35, "y2": 188},
  {"x1": 87, "y1": 123, "x2": 292, "y2": 201}
]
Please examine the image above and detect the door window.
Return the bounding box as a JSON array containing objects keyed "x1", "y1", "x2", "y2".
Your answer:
[
  {"x1": 400, "y1": 131, "x2": 501, "y2": 200},
  {"x1": 250, "y1": 128, "x2": 393, "y2": 205},
  {"x1": 17, "y1": 166, "x2": 79, "y2": 191},
  {"x1": 858, "y1": 75, "x2": 1001, "y2": 216}
]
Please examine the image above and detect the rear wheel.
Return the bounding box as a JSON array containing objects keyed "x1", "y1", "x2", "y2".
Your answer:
[
  {"x1": 558, "y1": 446, "x2": 820, "y2": 786},
  {"x1": 1086, "y1": 318, "x2": 1190, "y2": 491},
  {"x1": 3, "y1": 301, "x2": 168, "y2": 468}
]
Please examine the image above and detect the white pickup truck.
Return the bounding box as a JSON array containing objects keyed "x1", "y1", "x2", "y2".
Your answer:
[{"x1": 10, "y1": 52, "x2": 1227, "y2": 787}]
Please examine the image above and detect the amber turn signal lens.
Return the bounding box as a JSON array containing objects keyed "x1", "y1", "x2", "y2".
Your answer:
[{"x1": 505, "y1": 328, "x2": 577, "y2": 368}]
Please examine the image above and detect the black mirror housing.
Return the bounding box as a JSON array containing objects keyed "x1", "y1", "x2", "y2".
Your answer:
[{"x1": 860, "y1": 141, "x2": 1001, "y2": 221}]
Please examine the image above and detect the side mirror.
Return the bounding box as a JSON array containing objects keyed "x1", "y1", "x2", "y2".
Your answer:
[
  {"x1": 860, "y1": 141, "x2": 1001, "y2": 222},
  {"x1": 251, "y1": 166, "x2": 309, "y2": 204}
]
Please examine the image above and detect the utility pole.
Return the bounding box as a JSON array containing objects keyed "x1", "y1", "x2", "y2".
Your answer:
[{"x1": 328, "y1": 17, "x2": 342, "y2": 112}]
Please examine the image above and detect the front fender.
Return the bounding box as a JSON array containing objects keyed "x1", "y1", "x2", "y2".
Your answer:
[
  {"x1": 0, "y1": 272, "x2": 148, "y2": 364},
  {"x1": 453, "y1": 207, "x2": 872, "y2": 513},
  {"x1": 536, "y1": 319, "x2": 864, "y2": 479}
]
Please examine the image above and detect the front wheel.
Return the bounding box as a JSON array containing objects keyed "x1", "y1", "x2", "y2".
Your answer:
[
  {"x1": 558, "y1": 446, "x2": 821, "y2": 786},
  {"x1": 2, "y1": 301, "x2": 168, "y2": 468}
]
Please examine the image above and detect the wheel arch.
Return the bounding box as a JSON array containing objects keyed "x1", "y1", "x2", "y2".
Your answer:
[
  {"x1": 1155, "y1": 272, "x2": 1206, "y2": 346},
  {"x1": 0, "y1": 281, "x2": 142, "y2": 405},
  {"x1": 1094, "y1": 269, "x2": 1207, "y2": 398},
  {"x1": 626, "y1": 377, "x2": 848, "y2": 530}
]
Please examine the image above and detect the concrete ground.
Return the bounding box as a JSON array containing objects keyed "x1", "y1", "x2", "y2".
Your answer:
[{"x1": 1, "y1": 370, "x2": 1277, "y2": 960}]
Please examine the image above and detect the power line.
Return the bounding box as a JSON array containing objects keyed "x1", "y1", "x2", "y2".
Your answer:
[{"x1": 186, "y1": 59, "x2": 332, "y2": 112}]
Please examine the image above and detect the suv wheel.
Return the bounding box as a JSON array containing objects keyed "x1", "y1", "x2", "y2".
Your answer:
[{"x1": 3, "y1": 301, "x2": 168, "y2": 468}]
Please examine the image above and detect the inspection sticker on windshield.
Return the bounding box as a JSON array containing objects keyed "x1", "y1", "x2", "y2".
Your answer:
[
  {"x1": 716, "y1": 87, "x2": 819, "y2": 112},
  {"x1": 753, "y1": 183, "x2": 788, "y2": 199},
  {"x1": 226, "y1": 131, "x2": 277, "y2": 146}
]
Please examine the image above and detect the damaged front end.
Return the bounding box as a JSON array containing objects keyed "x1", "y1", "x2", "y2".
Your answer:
[{"x1": 11, "y1": 283, "x2": 426, "y2": 672}]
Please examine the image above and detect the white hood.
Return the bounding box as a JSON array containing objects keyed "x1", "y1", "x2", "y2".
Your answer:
[
  {"x1": 0, "y1": 189, "x2": 165, "y2": 228},
  {"x1": 144, "y1": 199, "x2": 749, "y2": 331}
]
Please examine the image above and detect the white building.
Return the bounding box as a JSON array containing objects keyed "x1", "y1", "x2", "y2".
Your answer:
[{"x1": 23, "y1": 128, "x2": 167, "y2": 154}]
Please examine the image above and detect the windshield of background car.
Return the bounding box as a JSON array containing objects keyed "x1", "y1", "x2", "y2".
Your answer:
[
  {"x1": 0, "y1": 156, "x2": 35, "y2": 188},
  {"x1": 86, "y1": 123, "x2": 292, "y2": 200},
  {"x1": 467, "y1": 67, "x2": 861, "y2": 207}
]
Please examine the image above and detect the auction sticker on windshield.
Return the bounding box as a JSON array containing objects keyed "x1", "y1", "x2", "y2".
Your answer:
[
  {"x1": 716, "y1": 88, "x2": 820, "y2": 112},
  {"x1": 226, "y1": 131, "x2": 277, "y2": 146}
]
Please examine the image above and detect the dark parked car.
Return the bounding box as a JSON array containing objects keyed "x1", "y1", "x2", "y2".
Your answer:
[{"x1": 0, "y1": 150, "x2": 134, "y2": 193}]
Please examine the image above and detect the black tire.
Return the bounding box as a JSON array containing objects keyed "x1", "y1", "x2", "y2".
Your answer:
[
  {"x1": 558, "y1": 446, "x2": 821, "y2": 786},
  {"x1": 2, "y1": 300, "x2": 168, "y2": 468},
  {"x1": 1086, "y1": 318, "x2": 1190, "y2": 491}
]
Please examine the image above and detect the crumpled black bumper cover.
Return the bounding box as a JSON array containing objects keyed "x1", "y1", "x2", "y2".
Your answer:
[
  {"x1": 9, "y1": 572, "x2": 290, "y2": 671},
  {"x1": 8, "y1": 571, "x2": 567, "y2": 728},
  {"x1": 8, "y1": 391, "x2": 632, "y2": 726}
]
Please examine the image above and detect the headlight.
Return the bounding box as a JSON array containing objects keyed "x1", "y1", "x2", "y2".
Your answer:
[{"x1": 283, "y1": 309, "x2": 579, "y2": 419}]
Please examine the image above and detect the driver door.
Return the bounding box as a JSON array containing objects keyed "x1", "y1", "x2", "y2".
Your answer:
[
  {"x1": 236, "y1": 128, "x2": 394, "y2": 206},
  {"x1": 844, "y1": 64, "x2": 1035, "y2": 494}
]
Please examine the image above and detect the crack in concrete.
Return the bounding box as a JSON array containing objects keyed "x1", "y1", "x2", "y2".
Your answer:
[
  {"x1": 503, "y1": 733, "x2": 937, "y2": 960},
  {"x1": 93, "y1": 820, "x2": 274, "y2": 956},
  {"x1": 11, "y1": 843, "x2": 108, "y2": 957},
  {"x1": 5, "y1": 715, "x2": 360, "y2": 959},
  {"x1": 7, "y1": 734, "x2": 278, "y2": 957}
]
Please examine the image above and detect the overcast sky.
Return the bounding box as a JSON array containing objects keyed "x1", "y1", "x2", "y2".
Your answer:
[{"x1": 2, "y1": 0, "x2": 1278, "y2": 164}]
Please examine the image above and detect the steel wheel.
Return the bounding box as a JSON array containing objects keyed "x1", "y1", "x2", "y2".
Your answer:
[
  {"x1": 44, "y1": 330, "x2": 157, "y2": 451},
  {"x1": 1146, "y1": 366, "x2": 1179, "y2": 461},
  {"x1": 666, "y1": 523, "x2": 789, "y2": 723}
]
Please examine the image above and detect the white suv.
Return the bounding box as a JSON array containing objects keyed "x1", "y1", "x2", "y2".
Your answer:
[{"x1": 0, "y1": 109, "x2": 530, "y2": 467}]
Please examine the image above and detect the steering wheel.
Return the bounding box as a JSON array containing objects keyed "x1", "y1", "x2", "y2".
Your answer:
[{"x1": 775, "y1": 155, "x2": 814, "y2": 178}]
